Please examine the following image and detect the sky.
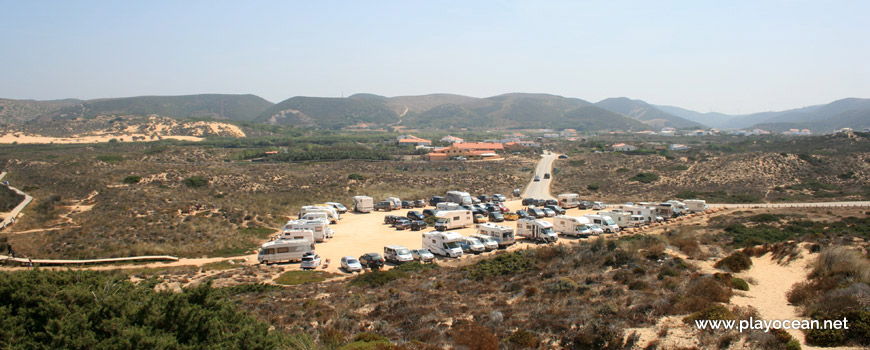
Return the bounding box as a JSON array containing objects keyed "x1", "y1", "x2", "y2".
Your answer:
[{"x1": 1, "y1": 1, "x2": 868, "y2": 114}]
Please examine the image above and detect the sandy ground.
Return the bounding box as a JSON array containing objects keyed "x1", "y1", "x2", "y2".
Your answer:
[{"x1": 0, "y1": 133, "x2": 202, "y2": 144}]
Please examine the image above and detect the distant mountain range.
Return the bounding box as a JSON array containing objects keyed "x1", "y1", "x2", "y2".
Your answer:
[{"x1": 2, "y1": 93, "x2": 868, "y2": 133}]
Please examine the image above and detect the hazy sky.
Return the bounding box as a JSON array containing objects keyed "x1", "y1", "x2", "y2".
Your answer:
[{"x1": 1, "y1": 1, "x2": 867, "y2": 114}]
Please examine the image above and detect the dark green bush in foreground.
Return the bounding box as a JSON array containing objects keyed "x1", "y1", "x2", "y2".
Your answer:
[
  {"x1": 714, "y1": 251, "x2": 753, "y2": 272},
  {"x1": 0, "y1": 270, "x2": 286, "y2": 349}
]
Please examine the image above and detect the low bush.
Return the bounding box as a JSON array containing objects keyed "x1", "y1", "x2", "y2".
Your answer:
[
  {"x1": 811, "y1": 246, "x2": 870, "y2": 283},
  {"x1": 730, "y1": 277, "x2": 750, "y2": 291},
  {"x1": 347, "y1": 173, "x2": 366, "y2": 180},
  {"x1": 587, "y1": 183, "x2": 599, "y2": 191},
  {"x1": 508, "y1": 329, "x2": 539, "y2": 348},
  {"x1": 183, "y1": 176, "x2": 209, "y2": 188},
  {"x1": 629, "y1": 172, "x2": 659, "y2": 184},
  {"x1": 122, "y1": 175, "x2": 141, "y2": 184},
  {"x1": 275, "y1": 271, "x2": 342, "y2": 285},
  {"x1": 462, "y1": 251, "x2": 533, "y2": 281},
  {"x1": 450, "y1": 321, "x2": 498, "y2": 350},
  {"x1": 350, "y1": 262, "x2": 437, "y2": 287},
  {"x1": 714, "y1": 251, "x2": 753, "y2": 272}
]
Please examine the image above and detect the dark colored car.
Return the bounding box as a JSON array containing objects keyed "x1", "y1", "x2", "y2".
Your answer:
[
  {"x1": 407, "y1": 211, "x2": 425, "y2": 221},
  {"x1": 516, "y1": 209, "x2": 530, "y2": 218},
  {"x1": 478, "y1": 195, "x2": 491, "y2": 203},
  {"x1": 375, "y1": 201, "x2": 393, "y2": 211},
  {"x1": 410, "y1": 220, "x2": 428, "y2": 231},
  {"x1": 488, "y1": 211, "x2": 504, "y2": 222},
  {"x1": 414, "y1": 199, "x2": 426, "y2": 208},
  {"x1": 545, "y1": 199, "x2": 558, "y2": 206},
  {"x1": 535, "y1": 199, "x2": 549, "y2": 206},
  {"x1": 359, "y1": 253, "x2": 385, "y2": 269},
  {"x1": 461, "y1": 205, "x2": 474, "y2": 211},
  {"x1": 394, "y1": 218, "x2": 412, "y2": 230},
  {"x1": 422, "y1": 209, "x2": 436, "y2": 218},
  {"x1": 558, "y1": 154, "x2": 568, "y2": 159},
  {"x1": 401, "y1": 200, "x2": 415, "y2": 209},
  {"x1": 527, "y1": 207, "x2": 546, "y2": 218},
  {"x1": 544, "y1": 173, "x2": 551, "y2": 179},
  {"x1": 579, "y1": 201, "x2": 593, "y2": 209},
  {"x1": 522, "y1": 198, "x2": 537, "y2": 206},
  {"x1": 473, "y1": 208, "x2": 488, "y2": 216},
  {"x1": 384, "y1": 215, "x2": 400, "y2": 225},
  {"x1": 429, "y1": 196, "x2": 446, "y2": 206},
  {"x1": 545, "y1": 205, "x2": 566, "y2": 215},
  {"x1": 492, "y1": 194, "x2": 506, "y2": 202},
  {"x1": 485, "y1": 204, "x2": 499, "y2": 213}
]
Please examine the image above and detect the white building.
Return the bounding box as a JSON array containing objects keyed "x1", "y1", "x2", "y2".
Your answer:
[
  {"x1": 660, "y1": 127, "x2": 676, "y2": 135},
  {"x1": 669, "y1": 144, "x2": 688, "y2": 151},
  {"x1": 441, "y1": 135, "x2": 465, "y2": 143},
  {"x1": 612, "y1": 143, "x2": 637, "y2": 152}
]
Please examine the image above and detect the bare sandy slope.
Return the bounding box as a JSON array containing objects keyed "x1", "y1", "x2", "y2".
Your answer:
[{"x1": 0, "y1": 133, "x2": 202, "y2": 144}]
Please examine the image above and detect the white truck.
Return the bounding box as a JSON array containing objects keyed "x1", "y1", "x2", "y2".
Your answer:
[
  {"x1": 558, "y1": 193, "x2": 580, "y2": 209},
  {"x1": 584, "y1": 214, "x2": 620, "y2": 233},
  {"x1": 299, "y1": 205, "x2": 339, "y2": 223},
  {"x1": 434, "y1": 210, "x2": 473, "y2": 231},
  {"x1": 353, "y1": 196, "x2": 374, "y2": 213},
  {"x1": 422, "y1": 231, "x2": 464, "y2": 258},
  {"x1": 258, "y1": 239, "x2": 314, "y2": 264},
  {"x1": 445, "y1": 191, "x2": 473, "y2": 206},
  {"x1": 436, "y1": 202, "x2": 462, "y2": 211},
  {"x1": 553, "y1": 215, "x2": 596, "y2": 237},
  {"x1": 516, "y1": 218, "x2": 558, "y2": 243},
  {"x1": 684, "y1": 199, "x2": 709, "y2": 213},
  {"x1": 476, "y1": 223, "x2": 515, "y2": 248},
  {"x1": 283, "y1": 219, "x2": 332, "y2": 242}
]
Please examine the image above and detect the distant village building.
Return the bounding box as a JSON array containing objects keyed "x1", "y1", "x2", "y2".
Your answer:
[
  {"x1": 660, "y1": 127, "x2": 676, "y2": 136},
  {"x1": 668, "y1": 144, "x2": 688, "y2": 151},
  {"x1": 783, "y1": 128, "x2": 812, "y2": 136},
  {"x1": 732, "y1": 129, "x2": 771, "y2": 136},
  {"x1": 543, "y1": 133, "x2": 559, "y2": 138},
  {"x1": 560, "y1": 128, "x2": 578, "y2": 137},
  {"x1": 440, "y1": 135, "x2": 464, "y2": 143},
  {"x1": 396, "y1": 135, "x2": 432, "y2": 146},
  {"x1": 612, "y1": 143, "x2": 637, "y2": 152},
  {"x1": 635, "y1": 130, "x2": 657, "y2": 135},
  {"x1": 424, "y1": 142, "x2": 505, "y2": 161}
]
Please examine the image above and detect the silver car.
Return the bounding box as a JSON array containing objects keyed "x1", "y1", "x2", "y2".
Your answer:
[
  {"x1": 542, "y1": 208, "x2": 555, "y2": 217},
  {"x1": 340, "y1": 256, "x2": 362, "y2": 272},
  {"x1": 300, "y1": 253, "x2": 322, "y2": 270},
  {"x1": 411, "y1": 249, "x2": 435, "y2": 262}
]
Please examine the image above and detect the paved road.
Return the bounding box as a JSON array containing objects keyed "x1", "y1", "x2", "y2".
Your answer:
[{"x1": 521, "y1": 151, "x2": 558, "y2": 200}]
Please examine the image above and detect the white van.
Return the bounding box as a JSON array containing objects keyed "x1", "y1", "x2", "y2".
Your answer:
[
  {"x1": 383, "y1": 245, "x2": 414, "y2": 264},
  {"x1": 258, "y1": 239, "x2": 313, "y2": 264}
]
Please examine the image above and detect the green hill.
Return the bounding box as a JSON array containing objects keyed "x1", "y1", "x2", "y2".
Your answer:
[
  {"x1": 595, "y1": 97, "x2": 705, "y2": 129},
  {"x1": 255, "y1": 96, "x2": 399, "y2": 129}
]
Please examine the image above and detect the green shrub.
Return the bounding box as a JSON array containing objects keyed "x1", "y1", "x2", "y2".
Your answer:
[
  {"x1": 629, "y1": 172, "x2": 659, "y2": 183},
  {"x1": 547, "y1": 277, "x2": 579, "y2": 293},
  {"x1": 508, "y1": 329, "x2": 539, "y2": 348},
  {"x1": 587, "y1": 183, "x2": 599, "y2": 191},
  {"x1": 274, "y1": 271, "x2": 341, "y2": 285},
  {"x1": 714, "y1": 251, "x2": 753, "y2": 272},
  {"x1": 462, "y1": 251, "x2": 533, "y2": 281},
  {"x1": 730, "y1": 277, "x2": 750, "y2": 291},
  {"x1": 350, "y1": 262, "x2": 436, "y2": 287},
  {"x1": 616, "y1": 168, "x2": 629, "y2": 173},
  {"x1": 122, "y1": 175, "x2": 141, "y2": 184},
  {"x1": 183, "y1": 176, "x2": 209, "y2": 188},
  {"x1": 347, "y1": 173, "x2": 366, "y2": 180},
  {"x1": 96, "y1": 154, "x2": 124, "y2": 163}
]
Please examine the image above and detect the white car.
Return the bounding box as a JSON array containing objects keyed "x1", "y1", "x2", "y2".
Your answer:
[
  {"x1": 411, "y1": 249, "x2": 435, "y2": 262},
  {"x1": 592, "y1": 202, "x2": 606, "y2": 210},
  {"x1": 461, "y1": 237, "x2": 486, "y2": 253},
  {"x1": 300, "y1": 252, "x2": 321, "y2": 270},
  {"x1": 340, "y1": 256, "x2": 362, "y2": 272},
  {"x1": 325, "y1": 202, "x2": 348, "y2": 214}
]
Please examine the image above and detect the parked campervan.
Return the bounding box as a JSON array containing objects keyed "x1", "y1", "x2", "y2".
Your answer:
[
  {"x1": 353, "y1": 196, "x2": 374, "y2": 213},
  {"x1": 299, "y1": 205, "x2": 339, "y2": 223},
  {"x1": 434, "y1": 210, "x2": 473, "y2": 231},
  {"x1": 445, "y1": 191, "x2": 473, "y2": 206},
  {"x1": 476, "y1": 223, "x2": 515, "y2": 248},
  {"x1": 598, "y1": 211, "x2": 635, "y2": 228},
  {"x1": 436, "y1": 202, "x2": 462, "y2": 211},
  {"x1": 558, "y1": 193, "x2": 580, "y2": 208},
  {"x1": 516, "y1": 218, "x2": 558, "y2": 243},
  {"x1": 284, "y1": 219, "x2": 332, "y2": 242},
  {"x1": 553, "y1": 215, "x2": 595, "y2": 237},
  {"x1": 584, "y1": 214, "x2": 620, "y2": 233},
  {"x1": 258, "y1": 239, "x2": 313, "y2": 264},
  {"x1": 300, "y1": 212, "x2": 329, "y2": 222},
  {"x1": 684, "y1": 199, "x2": 708, "y2": 213},
  {"x1": 422, "y1": 231, "x2": 464, "y2": 258},
  {"x1": 278, "y1": 229, "x2": 314, "y2": 243}
]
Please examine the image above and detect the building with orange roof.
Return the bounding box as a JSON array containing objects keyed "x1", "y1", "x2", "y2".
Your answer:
[
  {"x1": 423, "y1": 142, "x2": 504, "y2": 161},
  {"x1": 396, "y1": 135, "x2": 432, "y2": 146}
]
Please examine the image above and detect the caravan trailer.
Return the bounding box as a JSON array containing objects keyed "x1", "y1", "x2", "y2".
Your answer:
[
  {"x1": 258, "y1": 239, "x2": 314, "y2": 264},
  {"x1": 476, "y1": 223, "x2": 515, "y2": 248},
  {"x1": 558, "y1": 193, "x2": 580, "y2": 208},
  {"x1": 434, "y1": 210, "x2": 474, "y2": 231},
  {"x1": 684, "y1": 199, "x2": 708, "y2": 213},
  {"x1": 353, "y1": 196, "x2": 374, "y2": 213},
  {"x1": 284, "y1": 219, "x2": 332, "y2": 242},
  {"x1": 445, "y1": 191, "x2": 473, "y2": 206}
]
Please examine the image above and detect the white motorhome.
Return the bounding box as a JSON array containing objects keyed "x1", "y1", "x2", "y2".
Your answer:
[
  {"x1": 383, "y1": 245, "x2": 414, "y2": 263},
  {"x1": 299, "y1": 205, "x2": 339, "y2": 223},
  {"x1": 434, "y1": 210, "x2": 473, "y2": 231},
  {"x1": 516, "y1": 218, "x2": 559, "y2": 243},
  {"x1": 553, "y1": 215, "x2": 596, "y2": 237},
  {"x1": 353, "y1": 196, "x2": 374, "y2": 213},
  {"x1": 684, "y1": 199, "x2": 708, "y2": 213},
  {"x1": 422, "y1": 231, "x2": 464, "y2": 258},
  {"x1": 300, "y1": 212, "x2": 329, "y2": 222},
  {"x1": 558, "y1": 193, "x2": 580, "y2": 208},
  {"x1": 620, "y1": 205, "x2": 660, "y2": 224},
  {"x1": 284, "y1": 219, "x2": 332, "y2": 242},
  {"x1": 476, "y1": 223, "x2": 515, "y2": 248},
  {"x1": 445, "y1": 191, "x2": 473, "y2": 206},
  {"x1": 278, "y1": 229, "x2": 314, "y2": 243},
  {"x1": 584, "y1": 214, "x2": 620, "y2": 233},
  {"x1": 598, "y1": 211, "x2": 635, "y2": 228},
  {"x1": 629, "y1": 215, "x2": 646, "y2": 227},
  {"x1": 258, "y1": 239, "x2": 313, "y2": 264},
  {"x1": 436, "y1": 202, "x2": 462, "y2": 211}
]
